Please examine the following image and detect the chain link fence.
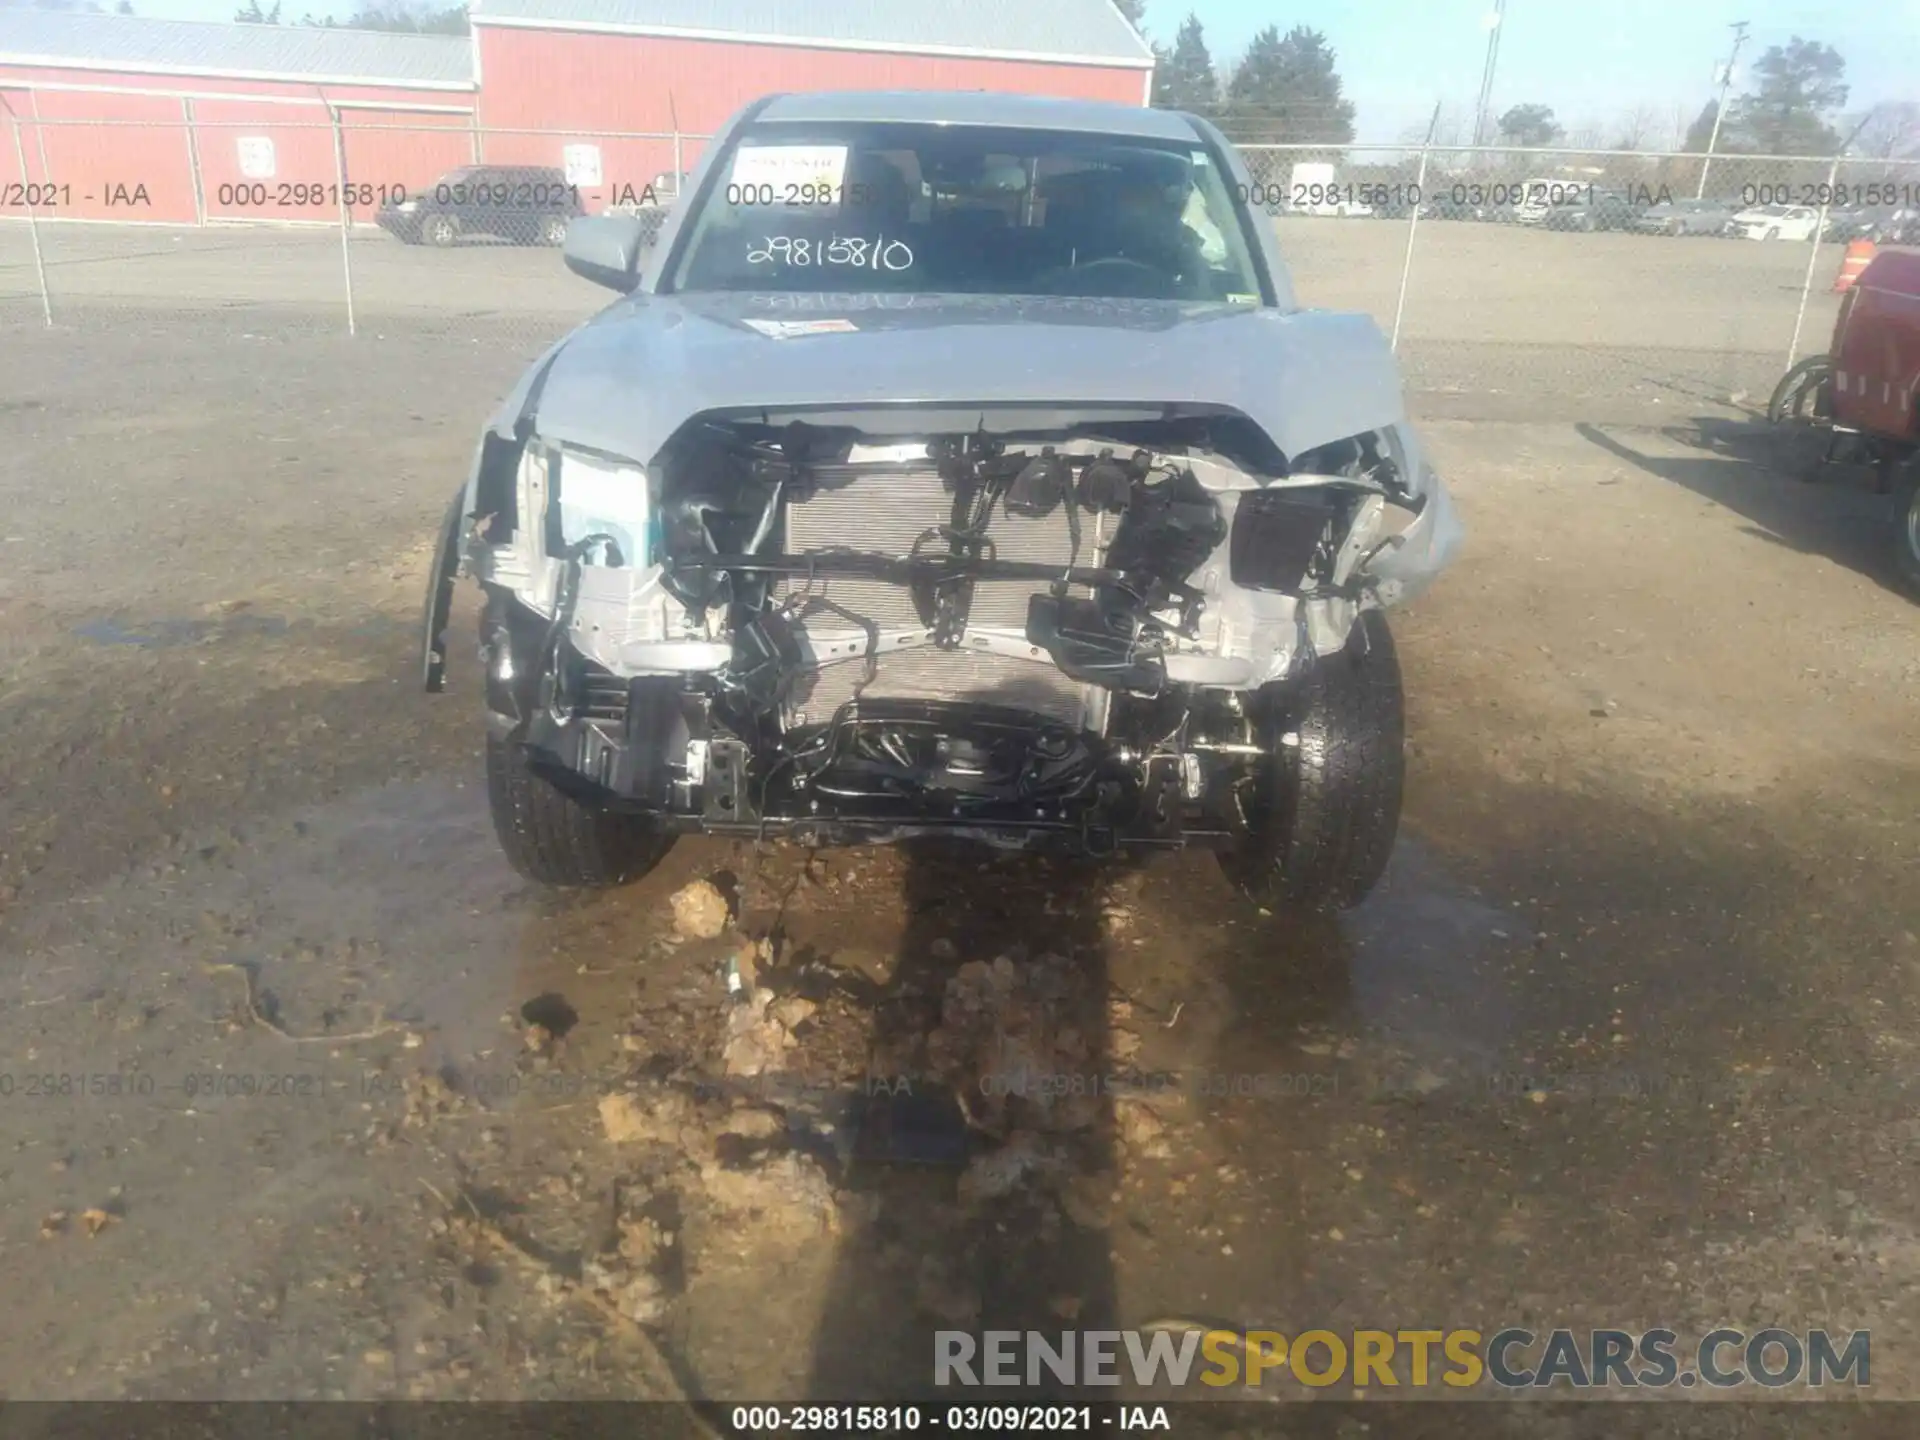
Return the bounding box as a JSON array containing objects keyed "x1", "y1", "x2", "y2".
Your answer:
[
  {"x1": 0, "y1": 113, "x2": 708, "y2": 353},
  {"x1": 1237, "y1": 142, "x2": 1920, "y2": 421},
  {"x1": 5, "y1": 115, "x2": 1918, "y2": 421}
]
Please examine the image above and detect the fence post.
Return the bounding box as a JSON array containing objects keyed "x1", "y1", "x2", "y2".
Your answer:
[
  {"x1": 181, "y1": 98, "x2": 206, "y2": 225},
  {"x1": 327, "y1": 104, "x2": 358, "y2": 338},
  {"x1": 28, "y1": 89, "x2": 50, "y2": 181},
  {"x1": 1786, "y1": 122, "x2": 1872, "y2": 372},
  {"x1": 1389, "y1": 146, "x2": 1431, "y2": 353},
  {"x1": 5, "y1": 110, "x2": 52, "y2": 327},
  {"x1": 1391, "y1": 105, "x2": 1442, "y2": 354},
  {"x1": 1785, "y1": 154, "x2": 1840, "y2": 370}
]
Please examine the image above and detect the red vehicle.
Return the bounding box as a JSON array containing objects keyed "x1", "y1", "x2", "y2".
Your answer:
[{"x1": 1769, "y1": 248, "x2": 1920, "y2": 595}]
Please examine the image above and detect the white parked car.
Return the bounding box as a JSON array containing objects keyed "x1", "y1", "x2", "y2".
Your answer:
[
  {"x1": 1294, "y1": 196, "x2": 1374, "y2": 218},
  {"x1": 1725, "y1": 204, "x2": 1821, "y2": 241}
]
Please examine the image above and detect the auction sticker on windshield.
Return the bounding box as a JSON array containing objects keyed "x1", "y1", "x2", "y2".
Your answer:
[{"x1": 728, "y1": 145, "x2": 849, "y2": 201}]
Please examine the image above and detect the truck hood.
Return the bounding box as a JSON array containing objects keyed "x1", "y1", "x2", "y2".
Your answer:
[{"x1": 500, "y1": 291, "x2": 1410, "y2": 466}]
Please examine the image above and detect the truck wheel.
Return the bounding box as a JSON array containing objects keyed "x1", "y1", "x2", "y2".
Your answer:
[
  {"x1": 486, "y1": 732, "x2": 675, "y2": 887},
  {"x1": 1893, "y1": 464, "x2": 1920, "y2": 599},
  {"x1": 1768, "y1": 355, "x2": 1832, "y2": 426},
  {"x1": 1222, "y1": 609, "x2": 1405, "y2": 911},
  {"x1": 424, "y1": 214, "x2": 460, "y2": 248}
]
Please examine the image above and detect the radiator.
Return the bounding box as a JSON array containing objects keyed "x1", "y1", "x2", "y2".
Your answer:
[{"x1": 776, "y1": 466, "x2": 1105, "y2": 729}]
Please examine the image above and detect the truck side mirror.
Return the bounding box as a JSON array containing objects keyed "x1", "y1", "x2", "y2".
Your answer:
[{"x1": 563, "y1": 213, "x2": 650, "y2": 293}]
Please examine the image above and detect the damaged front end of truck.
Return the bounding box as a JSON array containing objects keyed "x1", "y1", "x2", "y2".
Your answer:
[
  {"x1": 425, "y1": 357, "x2": 1458, "y2": 906},
  {"x1": 420, "y1": 93, "x2": 1462, "y2": 908}
]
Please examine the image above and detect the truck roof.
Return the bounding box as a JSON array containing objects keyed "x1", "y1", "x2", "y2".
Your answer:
[{"x1": 754, "y1": 91, "x2": 1205, "y2": 142}]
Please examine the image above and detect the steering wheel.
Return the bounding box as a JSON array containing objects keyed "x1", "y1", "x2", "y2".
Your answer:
[{"x1": 1044, "y1": 255, "x2": 1173, "y2": 298}]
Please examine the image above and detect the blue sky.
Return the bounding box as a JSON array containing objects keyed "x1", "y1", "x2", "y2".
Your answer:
[
  {"x1": 111, "y1": 0, "x2": 1920, "y2": 145},
  {"x1": 1143, "y1": 0, "x2": 1918, "y2": 142}
]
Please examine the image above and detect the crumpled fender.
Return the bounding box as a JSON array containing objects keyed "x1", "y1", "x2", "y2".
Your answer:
[
  {"x1": 426, "y1": 332, "x2": 577, "y2": 693},
  {"x1": 420, "y1": 483, "x2": 466, "y2": 692},
  {"x1": 1366, "y1": 467, "x2": 1464, "y2": 609}
]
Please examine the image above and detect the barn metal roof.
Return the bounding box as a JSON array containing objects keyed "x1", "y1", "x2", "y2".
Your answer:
[
  {"x1": 0, "y1": 11, "x2": 475, "y2": 89},
  {"x1": 467, "y1": 0, "x2": 1155, "y2": 68}
]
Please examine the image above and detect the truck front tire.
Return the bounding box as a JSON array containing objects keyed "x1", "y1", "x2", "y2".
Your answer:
[
  {"x1": 486, "y1": 732, "x2": 675, "y2": 888},
  {"x1": 1223, "y1": 609, "x2": 1406, "y2": 911},
  {"x1": 1893, "y1": 463, "x2": 1920, "y2": 599}
]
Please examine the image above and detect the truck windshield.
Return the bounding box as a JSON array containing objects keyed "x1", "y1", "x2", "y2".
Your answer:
[{"x1": 666, "y1": 121, "x2": 1267, "y2": 303}]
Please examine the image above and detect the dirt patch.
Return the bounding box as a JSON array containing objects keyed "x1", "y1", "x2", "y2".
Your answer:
[{"x1": 3, "y1": 322, "x2": 1919, "y2": 1409}]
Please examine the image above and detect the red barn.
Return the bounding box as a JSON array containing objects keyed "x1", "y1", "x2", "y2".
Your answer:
[
  {"x1": 467, "y1": 0, "x2": 1155, "y2": 190},
  {"x1": 0, "y1": 11, "x2": 475, "y2": 224},
  {"x1": 1, "y1": 0, "x2": 1152, "y2": 226}
]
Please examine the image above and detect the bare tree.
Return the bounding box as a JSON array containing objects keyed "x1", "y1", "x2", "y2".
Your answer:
[
  {"x1": 1431, "y1": 101, "x2": 1470, "y2": 150},
  {"x1": 1848, "y1": 102, "x2": 1920, "y2": 160},
  {"x1": 1611, "y1": 104, "x2": 1661, "y2": 151},
  {"x1": 1398, "y1": 100, "x2": 1464, "y2": 148}
]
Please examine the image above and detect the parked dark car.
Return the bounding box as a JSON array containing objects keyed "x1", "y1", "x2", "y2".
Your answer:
[
  {"x1": 1826, "y1": 205, "x2": 1920, "y2": 245},
  {"x1": 1420, "y1": 193, "x2": 1492, "y2": 222},
  {"x1": 377, "y1": 164, "x2": 585, "y2": 248},
  {"x1": 1824, "y1": 207, "x2": 1880, "y2": 244},
  {"x1": 1634, "y1": 197, "x2": 1740, "y2": 236},
  {"x1": 1543, "y1": 192, "x2": 1644, "y2": 232}
]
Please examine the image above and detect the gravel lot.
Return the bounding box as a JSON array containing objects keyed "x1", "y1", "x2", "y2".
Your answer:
[{"x1": 1, "y1": 220, "x2": 1916, "y2": 1425}]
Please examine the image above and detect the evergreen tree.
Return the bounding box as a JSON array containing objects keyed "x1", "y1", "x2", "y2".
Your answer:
[
  {"x1": 1152, "y1": 13, "x2": 1217, "y2": 116},
  {"x1": 1725, "y1": 38, "x2": 1848, "y2": 155},
  {"x1": 1496, "y1": 104, "x2": 1563, "y2": 147},
  {"x1": 1682, "y1": 99, "x2": 1720, "y2": 152},
  {"x1": 338, "y1": 1, "x2": 468, "y2": 33},
  {"x1": 1223, "y1": 25, "x2": 1355, "y2": 144}
]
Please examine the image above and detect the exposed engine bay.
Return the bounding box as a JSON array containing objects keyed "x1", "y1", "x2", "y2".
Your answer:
[{"x1": 440, "y1": 404, "x2": 1460, "y2": 853}]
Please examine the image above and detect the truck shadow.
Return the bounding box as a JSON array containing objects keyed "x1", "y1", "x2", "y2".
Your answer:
[
  {"x1": 1576, "y1": 418, "x2": 1909, "y2": 600},
  {"x1": 793, "y1": 835, "x2": 1378, "y2": 1402},
  {"x1": 801, "y1": 838, "x2": 1122, "y2": 1399}
]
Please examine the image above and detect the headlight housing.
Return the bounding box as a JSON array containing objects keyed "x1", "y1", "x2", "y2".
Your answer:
[{"x1": 547, "y1": 446, "x2": 649, "y2": 568}]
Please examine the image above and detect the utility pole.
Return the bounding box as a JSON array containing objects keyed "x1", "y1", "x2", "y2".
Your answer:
[
  {"x1": 1696, "y1": 20, "x2": 1748, "y2": 199},
  {"x1": 1469, "y1": 0, "x2": 1507, "y2": 153}
]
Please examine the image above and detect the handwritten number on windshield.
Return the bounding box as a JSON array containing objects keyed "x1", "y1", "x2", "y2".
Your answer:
[{"x1": 747, "y1": 234, "x2": 913, "y2": 270}]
